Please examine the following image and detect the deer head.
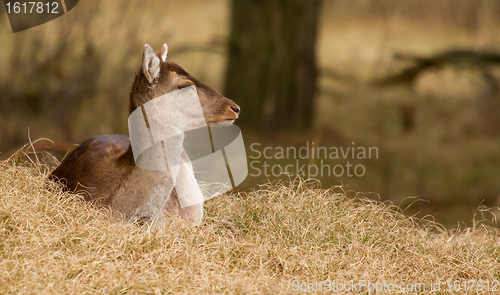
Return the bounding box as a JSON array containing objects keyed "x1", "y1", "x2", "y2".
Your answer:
[{"x1": 129, "y1": 44, "x2": 240, "y2": 125}]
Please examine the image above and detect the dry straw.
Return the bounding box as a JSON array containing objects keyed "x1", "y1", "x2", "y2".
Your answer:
[{"x1": 0, "y1": 152, "x2": 499, "y2": 294}]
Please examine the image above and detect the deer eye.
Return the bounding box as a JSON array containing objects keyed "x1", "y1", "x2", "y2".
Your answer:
[{"x1": 177, "y1": 82, "x2": 192, "y2": 89}]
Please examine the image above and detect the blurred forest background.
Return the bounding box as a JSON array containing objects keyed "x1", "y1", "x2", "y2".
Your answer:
[{"x1": 1, "y1": 0, "x2": 500, "y2": 226}]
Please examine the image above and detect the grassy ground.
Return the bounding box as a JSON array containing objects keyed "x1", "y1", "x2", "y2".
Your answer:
[{"x1": 1, "y1": 157, "x2": 499, "y2": 294}]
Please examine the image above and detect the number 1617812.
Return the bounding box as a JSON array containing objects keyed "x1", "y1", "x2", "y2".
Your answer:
[{"x1": 5, "y1": 2, "x2": 59, "y2": 14}]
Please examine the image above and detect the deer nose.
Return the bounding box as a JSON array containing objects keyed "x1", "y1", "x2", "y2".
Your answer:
[{"x1": 230, "y1": 106, "x2": 240, "y2": 115}]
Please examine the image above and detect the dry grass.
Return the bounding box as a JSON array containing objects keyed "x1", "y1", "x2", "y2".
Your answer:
[{"x1": 1, "y1": 157, "x2": 499, "y2": 294}]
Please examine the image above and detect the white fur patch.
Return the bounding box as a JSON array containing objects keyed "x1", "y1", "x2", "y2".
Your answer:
[{"x1": 212, "y1": 120, "x2": 235, "y2": 126}]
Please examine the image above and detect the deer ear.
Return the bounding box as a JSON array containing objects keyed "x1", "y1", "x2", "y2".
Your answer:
[
  {"x1": 142, "y1": 44, "x2": 161, "y2": 84},
  {"x1": 159, "y1": 43, "x2": 168, "y2": 62}
]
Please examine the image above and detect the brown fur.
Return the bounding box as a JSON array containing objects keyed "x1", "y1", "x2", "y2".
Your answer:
[{"x1": 49, "y1": 44, "x2": 240, "y2": 226}]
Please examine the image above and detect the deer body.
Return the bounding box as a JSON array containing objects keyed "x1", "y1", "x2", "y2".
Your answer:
[{"x1": 50, "y1": 44, "x2": 240, "y2": 226}]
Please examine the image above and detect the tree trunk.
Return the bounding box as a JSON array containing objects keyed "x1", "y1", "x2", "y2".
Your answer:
[{"x1": 224, "y1": 0, "x2": 320, "y2": 131}]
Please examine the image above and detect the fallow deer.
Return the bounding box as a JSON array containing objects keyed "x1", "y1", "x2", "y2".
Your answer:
[{"x1": 49, "y1": 43, "x2": 240, "y2": 227}]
